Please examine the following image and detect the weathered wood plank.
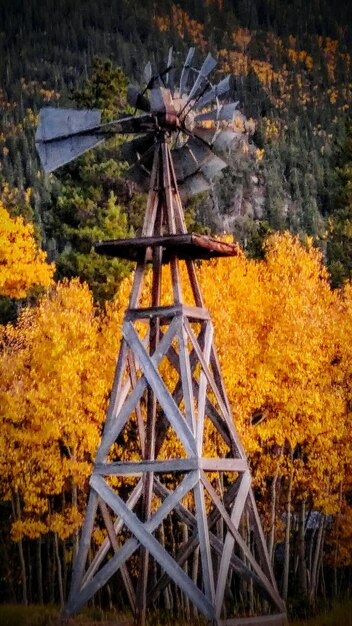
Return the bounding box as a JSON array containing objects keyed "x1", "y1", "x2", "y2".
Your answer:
[
  {"x1": 123, "y1": 321, "x2": 197, "y2": 456},
  {"x1": 247, "y1": 487, "x2": 282, "y2": 595},
  {"x1": 196, "y1": 320, "x2": 213, "y2": 454},
  {"x1": 98, "y1": 498, "x2": 136, "y2": 612},
  {"x1": 66, "y1": 490, "x2": 99, "y2": 612},
  {"x1": 219, "y1": 614, "x2": 288, "y2": 626},
  {"x1": 209, "y1": 344, "x2": 246, "y2": 457},
  {"x1": 81, "y1": 480, "x2": 143, "y2": 587},
  {"x1": 185, "y1": 259, "x2": 204, "y2": 308},
  {"x1": 102, "y1": 339, "x2": 129, "y2": 433},
  {"x1": 127, "y1": 353, "x2": 145, "y2": 456},
  {"x1": 142, "y1": 144, "x2": 160, "y2": 237},
  {"x1": 214, "y1": 471, "x2": 251, "y2": 617},
  {"x1": 128, "y1": 263, "x2": 146, "y2": 309},
  {"x1": 199, "y1": 458, "x2": 248, "y2": 472},
  {"x1": 94, "y1": 458, "x2": 198, "y2": 475},
  {"x1": 162, "y1": 142, "x2": 176, "y2": 234},
  {"x1": 177, "y1": 316, "x2": 196, "y2": 433},
  {"x1": 200, "y1": 472, "x2": 284, "y2": 611},
  {"x1": 69, "y1": 471, "x2": 199, "y2": 615},
  {"x1": 91, "y1": 475, "x2": 216, "y2": 621},
  {"x1": 125, "y1": 304, "x2": 210, "y2": 322},
  {"x1": 193, "y1": 479, "x2": 215, "y2": 604},
  {"x1": 170, "y1": 258, "x2": 183, "y2": 304},
  {"x1": 95, "y1": 316, "x2": 179, "y2": 462}
]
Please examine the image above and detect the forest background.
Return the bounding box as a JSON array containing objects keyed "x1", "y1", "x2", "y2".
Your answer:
[{"x1": 1, "y1": 0, "x2": 352, "y2": 620}]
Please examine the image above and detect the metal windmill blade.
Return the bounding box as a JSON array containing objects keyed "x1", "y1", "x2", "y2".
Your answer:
[
  {"x1": 35, "y1": 107, "x2": 103, "y2": 172},
  {"x1": 192, "y1": 75, "x2": 235, "y2": 110},
  {"x1": 143, "y1": 60, "x2": 153, "y2": 85},
  {"x1": 164, "y1": 46, "x2": 175, "y2": 93},
  {"x1": 127, "y1": 85, "x2": 151, "y2": 112},
  {"x1": 179, "y1": 47, "x2": 195, "y2": 96},
  {"x1": 35, "y1": 108, "x2": 155, "y2": 173},
  {"x1": 183, "y1": 52, "x2": 217, "y2": 104},
  {"x1": 35, "y1": 48, "x2": 252, "y2": 200},
  {"x1": 194, "y1": 102, "x2": 240, "y2": 123}
]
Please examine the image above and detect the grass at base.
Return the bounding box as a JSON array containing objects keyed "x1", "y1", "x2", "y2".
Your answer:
[
  {"x1": 291, "y1": 599, "x2": 352, "y2": 626},
  {"x1": 0, "y1": 601, "x2": 351, "y2": 626},
  {"x1": 0, "y1": 604, "x2": 134, "y2": 626}
]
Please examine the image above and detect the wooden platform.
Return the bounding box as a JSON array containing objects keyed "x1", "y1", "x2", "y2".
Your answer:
[{"x1": 94, "y1": 233, "x2": 239, "y2": 262}]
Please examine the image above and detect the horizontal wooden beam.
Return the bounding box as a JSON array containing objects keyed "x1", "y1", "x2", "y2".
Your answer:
[
  {"x1": 219, "y1": 614, "x2": 288, "y2": 626},
  {"x1": 94, "y1": 458, "x2": 198, "y2": 476},
  {"x1": 125, "y1": 304, "x2": 210, "y2": 323},
  {"x1": 94, "y1": 457, "x2": 249, "y2": 477},
  {"x1": 123, "y1": 321, "x2": 197, "y2": 456},
  {"x1": 200, "y1": 458, "x2": 248, "y2": 472}
]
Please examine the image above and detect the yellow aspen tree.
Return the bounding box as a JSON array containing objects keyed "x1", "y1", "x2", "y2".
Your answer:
[
  {"x1": 0, "y1": 201, "x2": 54, "y2": 298},
  {"x1": 0, "y1": 279, "x2": 114, "y2": 542}
]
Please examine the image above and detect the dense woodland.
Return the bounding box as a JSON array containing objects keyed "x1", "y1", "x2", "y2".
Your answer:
[{"x1": 1, "y1": 0, "x2": 352, "y2": 619}]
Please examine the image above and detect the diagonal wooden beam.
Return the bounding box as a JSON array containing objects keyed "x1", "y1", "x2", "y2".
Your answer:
[
  {"x1": 247, "y1": 487, "x2": 282, "y2": 594},
  {"x1": 69, "y1": 471, "x2": 199, "y2": 615},
  {"x1": 164, "y1": 330, "x2": 234, "y2": 450},
  {"x1": 127, "y1": 352, "x2": 145, "y2": 456},
  {"x1": 98, "y1": 498, "x2": 136, "y2": 612},
  {"x1": 150, "y1": 478, "x2": 278, "y2": 607},
  {"x1": 196, "y1": 319, "x2": 213, "y2": 454},
  {"x1": 123, "y1": 321, "x2": 197, "y2": 456},
  {"x1": 91, "y1": 474, "x2": 216, "y2": 621},
  {"x1": 193, "y1": 478, "x2": 215, "y2": 604},
  {"x1": 200, "y1": 471, "x2": 284, "y2": 612},
  {"x1": 66, "y1": 490, "x2": 99, "y2": 610},
  {"x1": 212, "y1": 470, "x2": 251, "y2": 616},
  {"x1": 81, "y1": 479, "x2": 143, "y2": 587},
  {"x1": 184, "y1": 317, "x2": 242, "y2": 452},
  {"x1": 176, "y1": 316, "x2": 196, "y2": 433},
  {"x1": 95, "y1": 316, "x2": 179, "y2": 463}
]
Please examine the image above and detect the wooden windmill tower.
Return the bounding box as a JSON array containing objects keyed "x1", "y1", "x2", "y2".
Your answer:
[{"x1": 36, "y1": 49, "x2": 287, "y2": 626}]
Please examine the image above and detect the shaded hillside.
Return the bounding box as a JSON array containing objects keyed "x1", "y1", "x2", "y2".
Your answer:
[{"x1": 0, "y1": 0, "x2": 352, "y2": 285}]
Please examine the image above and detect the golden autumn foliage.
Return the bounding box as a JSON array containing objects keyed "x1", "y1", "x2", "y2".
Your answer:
[
  {"x1": 0, "y1": 201, "x2": 54, "y2": 298},
  {"x1": 153, "y1": 4, "x2": 206, "y2": 50},
  {"x1": 152, "y1": 5, "x2": 352, "y2": 116},
  {"x1": 1, "y1": 233, "x2": 352, "y2": 567},
  {"x1": 0, "y1": 280, "x2": 120, "y2": 540}
]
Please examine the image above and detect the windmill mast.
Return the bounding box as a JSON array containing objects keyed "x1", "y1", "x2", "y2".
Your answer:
[{"x1": 36, "y1": 50, "x2": 287, "y2": 626}]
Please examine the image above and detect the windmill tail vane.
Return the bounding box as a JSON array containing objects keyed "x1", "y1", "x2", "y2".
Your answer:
[{"x1": 35, "y1": 47, "x2": 287, "y2": 626}]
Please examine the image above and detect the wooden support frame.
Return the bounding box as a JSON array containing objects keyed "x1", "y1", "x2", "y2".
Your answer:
[{"x1": 66, "y1": 134, "x2": 286, "y2": 626}]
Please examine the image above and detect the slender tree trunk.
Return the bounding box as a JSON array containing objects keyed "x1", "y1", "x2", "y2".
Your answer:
[
  {"x1": 12, "y1": 493, "x2": 28, "y2": 605},
  {"x1": 158, "y1": 521, "x2": 171, "y2": 609},
  {"x1": 72, "y1": 484, "x2": 79, "y2": 561},
  {"x1": 48, "y1": 534, "x2": 55, "y2": 604},
  {"x1": 269, "y1": 450, "x2": 282, "y2": 564},
  {"x1": 333, "y1": 482, "x2": 343, "y2": 598},
  {"x1": 27, "y1": 542, "x2": 32, "y2": 603},
  {"x1": 282, "y1": 461, "x2": 294, "y2": 602},
  {"x1": 37, "y1": 536, "x2": 44, "y2": 604},
  {"x1": 181, "y1": 522, "x2": 190, "y2": 619},
  {"x1": 309, "y1": 514, "x2": 324, "y2": 609},
  {"x1": 0, "y1": 522, "x2": 17, "y2": 602},
  {"x1": 247, "y1": 511, "x2": 254, "y2": 614},
  {"x1": 297, "y1": 499, "x2": 307, "y2": 597},
  {"x1": 54, "y1": 532, "x2": 64, "y2": 608},
  {"x1": 191, "y1": 546, "x2": 199, "y2": 618}
]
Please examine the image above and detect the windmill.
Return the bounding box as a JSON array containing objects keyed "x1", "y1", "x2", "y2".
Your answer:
[{"x1": 36, "y1": 48, "x2": 287, "y2": 626}]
